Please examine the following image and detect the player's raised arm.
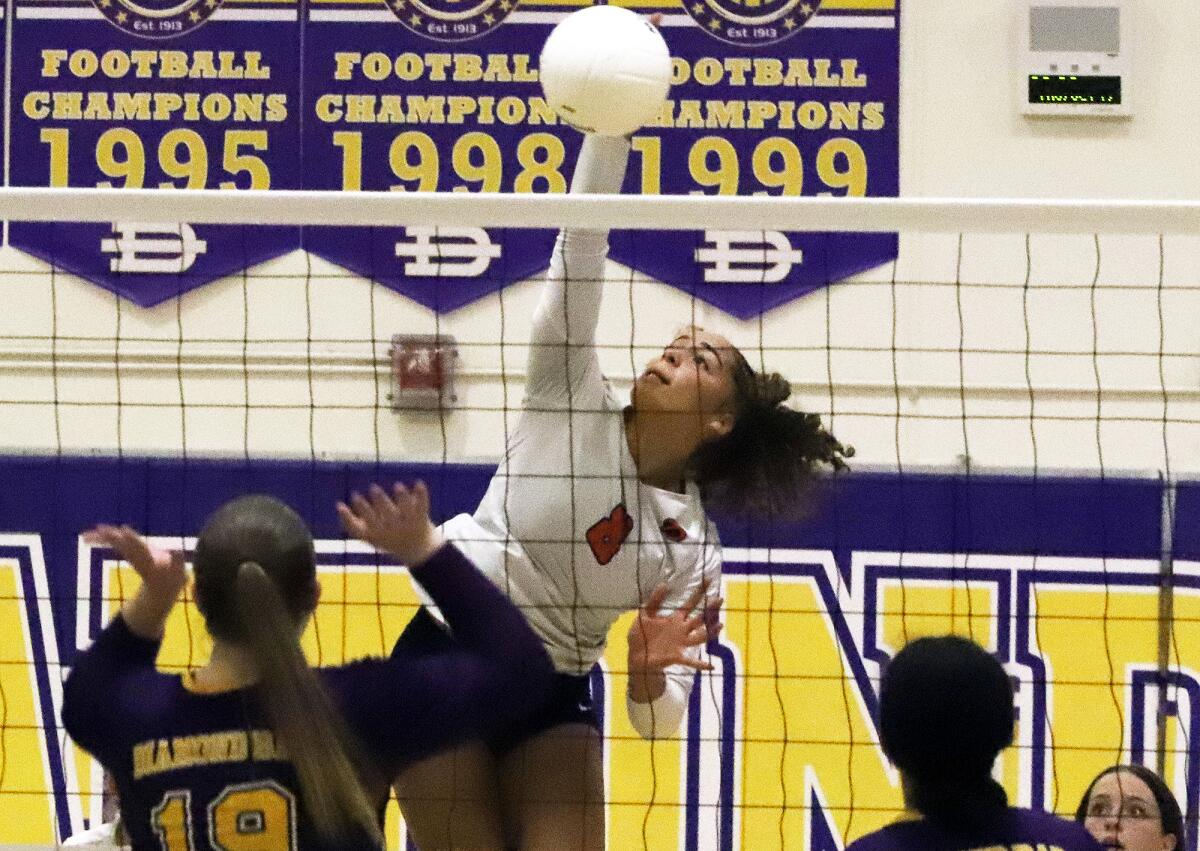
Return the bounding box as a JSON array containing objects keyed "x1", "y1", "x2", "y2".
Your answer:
[
  {"x1": 337, "y1": 484, "x2": 553, "y2": 724},
  {"x1": 62, "y1": 526, "x2": 187, "y2": 756},
  {"x1": 86, "y1": 524, "x2": 188, "y2": 640},
  {"x1": 526, "y1": 7, "x2": 668, "y2": 404},
  {"x1": 525, "y1": 134, "x2": 632, "y2": 404}
]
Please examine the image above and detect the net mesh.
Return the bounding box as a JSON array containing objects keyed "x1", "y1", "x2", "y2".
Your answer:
[{"x1": 0, "y1": 201, "x2": 1196, "y2": 850}]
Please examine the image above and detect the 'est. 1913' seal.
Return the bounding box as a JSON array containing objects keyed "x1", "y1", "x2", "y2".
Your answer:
[
  {"x1": 93, "y1": 0, "x2": 225, "y2": 37},
  {"x1": 684, "y1": 0, "x2": 821, "y2": 46},
  {"x1": 385, "y1": 0, "x2": 519, "y2": 42}
]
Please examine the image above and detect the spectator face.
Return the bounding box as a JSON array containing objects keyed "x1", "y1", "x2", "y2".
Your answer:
[{"x1": 1082, "y1": 769, "x2": 1177, "y2": 851}]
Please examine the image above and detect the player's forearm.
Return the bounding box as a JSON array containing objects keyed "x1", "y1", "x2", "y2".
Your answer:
[
  {"x1": 628, "y1": 667, "x2": 667, "y2": 704},
  {"x1": 526, "y1": 135, "x2": 631, "y2": 386},
  {"x1": 121, "y1": 580, "x2": 182, "y2": 641},
  {"x1": 531, "y1": 229, "x2": 609, "y2": 349},
  {"x1": 570, "y1": 134, "x2": 632, "y2": 199},
  {"x1": 626, "y1": 669, "x2": 690, "y2": 739}
]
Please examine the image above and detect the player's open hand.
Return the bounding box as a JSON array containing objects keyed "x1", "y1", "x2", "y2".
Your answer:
[
  {"x1": 337, "y1": 481, "x2": 442, "y2": 566},
  {"x1": 628, "y1": 581, "x2": 720, "y2": 677},
  {"x1": 83, "y1": 524, "x2": 188, "y2": 601}
]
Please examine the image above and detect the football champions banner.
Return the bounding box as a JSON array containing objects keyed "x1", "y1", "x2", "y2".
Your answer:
[
  {"x1": 4, "y1": 0, "x2": 899, "y2": 315},
  {"x1": 7, "y1": 0, "x2": 304, "y2": 306},
  {"x1": 0, "y1": 455, "x2": 1195, "y2": 849}
]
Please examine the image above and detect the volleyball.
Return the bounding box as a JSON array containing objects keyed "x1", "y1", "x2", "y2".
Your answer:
[{"x1": 538, "y1": 6, "x2": 672, "y2": 137}]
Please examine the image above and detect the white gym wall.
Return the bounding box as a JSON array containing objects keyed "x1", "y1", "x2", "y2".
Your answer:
[{"x1": 0, "y1": 0, "x2": 1197, "y2": 474}]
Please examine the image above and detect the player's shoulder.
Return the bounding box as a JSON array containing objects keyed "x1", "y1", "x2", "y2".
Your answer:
[
  {"x1": 70, "y1": 668, "x2": 206, "y2": 759},
  {"x1": 844, "y1": 817, "x2": 922, "y2": 851},
  {"x1": 102, "y1": 667, "x2": 189, "y2": 723},
  {"x1": 1006, "y1": 806, "x2": 1102, "y2": 848},
  {"x1": 845, "y1": 809, "x2": 1100, "y2": 851},
  {"x1": 318, "y1": 655, "x2": 384, "y2": 695}
]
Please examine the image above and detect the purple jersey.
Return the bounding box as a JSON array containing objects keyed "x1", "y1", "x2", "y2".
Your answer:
[
  {"x1": 847, "y1": 807, "x2": 1104, "y2": 851},
  {"x1": 63, "y1": 543, "x2": 552, "y2": 851}
]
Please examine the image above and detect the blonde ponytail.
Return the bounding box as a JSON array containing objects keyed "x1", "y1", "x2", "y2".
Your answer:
[{"x1": 234, "y1": 562, "x2": 381, "y2": 843}]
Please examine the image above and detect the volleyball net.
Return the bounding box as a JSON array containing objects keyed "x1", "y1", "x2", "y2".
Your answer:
[{"x1": 0, "y1": 190, "x2": 1196, "y2": 849}]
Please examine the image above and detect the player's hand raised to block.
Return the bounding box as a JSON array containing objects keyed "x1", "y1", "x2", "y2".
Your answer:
[
  {"x1": 84, "y1": 524, "x2": 187, "y2": 639},
  {"x1": 84, "y1": 524, "x2": 188, "y2": 600},
  {"x1": 338, "y1": 481, "x2": 443, "y2": 567}
]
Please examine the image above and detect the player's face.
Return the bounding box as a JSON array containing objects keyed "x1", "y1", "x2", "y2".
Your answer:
[
  {"x1": 633, "y1": 327, "x2": 737, "y2": 440},
  {"x1": 1083, "y1": 771, "x2": 1176, "y2": 851}
]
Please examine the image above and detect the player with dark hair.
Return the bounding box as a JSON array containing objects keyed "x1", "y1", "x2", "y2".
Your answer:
[
  {"x1": 62, "y1": 483, "x2": 552, "y2": 850},
  {"x1": 1077, "y1": 764, "x2": 1185, "y2": 851},
  {"x1": 847, "y1": 635, "x2": 1102, "y2": 851},
  {"x1": 392, "y1": 132, "x2": 851, "y2": 851}
]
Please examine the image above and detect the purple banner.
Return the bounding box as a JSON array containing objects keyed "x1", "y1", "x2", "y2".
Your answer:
[
  {"x1": 610, "y1": 15, "x2": 900, "y2": 318},
  {"x1": 7, "y1": 0, "x2": 302, "y2": 307},
  {"x1": 0, "y1": 6, "x2": 6, "y2": 181},
  {"x1": 302, "y1": 0, "x2": 899, "y2": 316},
  {"x1": 301, "y1": 10, "x2": 564, "y2": 312}
]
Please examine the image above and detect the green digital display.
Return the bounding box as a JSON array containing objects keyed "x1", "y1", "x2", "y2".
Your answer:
[{"x1": 1029, "y1": 75, "x2": 1122, "y2": 105}]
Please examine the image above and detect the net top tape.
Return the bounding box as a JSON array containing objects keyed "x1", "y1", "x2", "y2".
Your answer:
[{"x1": 1, "y1": 187, "x2": 1198, "y2": 234}]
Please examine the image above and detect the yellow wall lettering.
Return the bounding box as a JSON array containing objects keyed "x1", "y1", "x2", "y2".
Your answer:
[
  {"x1": 0, "y1": 545, "x2": 57, "y2": 844},
  {"x1": 727, "y1": 574, "x2": 898, "y2": 848}
]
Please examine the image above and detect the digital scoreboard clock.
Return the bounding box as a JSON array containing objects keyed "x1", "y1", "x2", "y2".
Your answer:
[
  {"x1": 1029, "y1": 74, "x2": 1121, "y2": 105},
  {"x1": 1020, "y1": 1, "x2": 1132, "y2": 118}
]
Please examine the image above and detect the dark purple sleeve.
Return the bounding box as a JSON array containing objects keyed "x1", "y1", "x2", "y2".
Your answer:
[
  {"x1": 61, "y1": 614, "x2": 161, "y2": 758},
  {"x1": 408, "y1": 542, "x2": 546, "y2": 665},
  {"x1": 330, "y1": 543, "x2": 552, "y2": 770},
  {"x1": 1023, "y1": 811, "x2": 1106, "y2": 850}
]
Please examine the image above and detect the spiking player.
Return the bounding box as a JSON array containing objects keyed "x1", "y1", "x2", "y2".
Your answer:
[
  {"x1": 390, "y1": 130, "x2": 852, "y2": 848},
  {"x1": 846, "y1": 636, "x2": 1103, "y2": 851},
  {"x1": 62, "y1": 484, "x2": 553, "y2": 849}
]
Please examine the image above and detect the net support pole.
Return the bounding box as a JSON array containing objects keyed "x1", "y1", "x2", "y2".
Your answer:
[{"x1": 1155, "y1": 477, "x2": 1177, "y2": 778}]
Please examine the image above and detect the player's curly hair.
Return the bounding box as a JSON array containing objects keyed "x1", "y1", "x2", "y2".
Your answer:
[
  {"x1": 194, "y1": 495, "x2": 382, "y2": 844},
  {"x1": 689, "y1": 349, "x2": 853, "y2": 517}
]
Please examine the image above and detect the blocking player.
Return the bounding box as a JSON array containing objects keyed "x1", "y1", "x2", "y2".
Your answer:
[
  {"x1": 62, "y1": 484, "x2": 553, "y2": 849},
  {"x1": 847, "y1": 635, "x2": 1103, "y2": 851}
]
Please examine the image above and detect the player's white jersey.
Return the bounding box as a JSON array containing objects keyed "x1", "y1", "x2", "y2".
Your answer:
[
  {"x1": 427, "y1": 136, "x2": 722, "y2": 738},
  {"x1": 442, "y1": 361, "x2": 723, "y2": 679}
]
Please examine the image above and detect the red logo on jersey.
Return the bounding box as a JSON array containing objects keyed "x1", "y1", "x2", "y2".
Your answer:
[
  {"x1": 587, "y1": 504, "x2": 633, "y2": 565},
  {"x1": 661, "y1": 518, "x2": 688, "y2": 543}
]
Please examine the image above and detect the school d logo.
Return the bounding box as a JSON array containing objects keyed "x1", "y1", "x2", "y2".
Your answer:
[
  {"x1": 93, "y1": 0, "x2": 224, "y2": 38},
  {"x1": 685, "y1": 0, "x2": 821, "y2": 46}
]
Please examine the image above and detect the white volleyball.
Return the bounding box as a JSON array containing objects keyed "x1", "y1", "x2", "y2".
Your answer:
[{"x1": 538, "y1": 6, "x2": 672, "y2": 136}]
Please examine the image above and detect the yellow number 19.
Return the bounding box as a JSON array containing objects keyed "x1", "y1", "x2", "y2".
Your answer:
[
  {"x1": 150, "y1": 792, "x2": 192, "y2": 851},
  {"x1": 151, "y1": 782, "x2": 296, "y2": 851}
]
